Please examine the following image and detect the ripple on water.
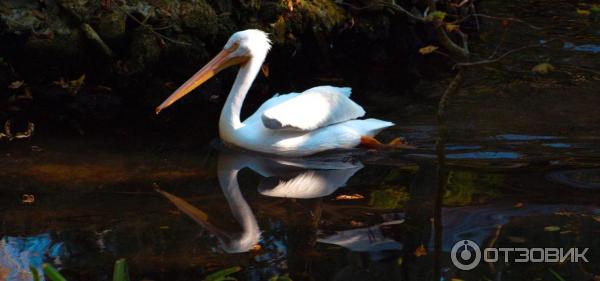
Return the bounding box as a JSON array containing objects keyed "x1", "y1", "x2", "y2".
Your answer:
[
  {"x1": 542, "y1": 143, "x2": 572, "y2": 148},
  {"x1": 491, "y1": 134, "x2": 563, "y2": 141},
  {"x1": 546, "y1": 169, "x2": 600, "y2": 190},
  {"x1": 446, "y1": 151, "x2": 521, "y2": 159}
]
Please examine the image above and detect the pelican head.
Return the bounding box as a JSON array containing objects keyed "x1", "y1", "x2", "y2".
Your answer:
[{"x1": 156, "y1": 29, "x2": 271, "y2": 114}]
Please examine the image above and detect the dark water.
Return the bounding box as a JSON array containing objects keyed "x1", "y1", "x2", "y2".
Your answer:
[{"x1": 2, "y1": 1, "x2": 600, "y2": 281}]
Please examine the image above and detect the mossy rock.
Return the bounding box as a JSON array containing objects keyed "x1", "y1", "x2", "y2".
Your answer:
[
  {"x1": 56, "y1": 0, "x2": 101, "y2": 21},
  {"x1": 97, "y1": 10, "x2": 126, "y2": 41},
  {"x1": 128, "y1": 29, "x2": 162, "y2": 73},
  {"x1": 180, "y1": 0, "x2": 218, "y2": 39},
  {"x1": 297, "y1": 0, "x2": 347, "y2": 31},
  {"x1": 24, "y1": 24, "x2": 82, "y2": 58}
]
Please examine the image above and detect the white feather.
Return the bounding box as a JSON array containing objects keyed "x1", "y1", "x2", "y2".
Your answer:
[{"x1": 261, "y1": 86, "x2": 365, "y2": 131}]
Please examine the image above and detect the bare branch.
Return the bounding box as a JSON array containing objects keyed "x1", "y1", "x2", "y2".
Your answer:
[
  {"x1": 452, "y1": 13, "x2": 541, "y2": 30},
  {"x1": 116, "y1": 5, "x2": 193, "y2": 47},
  {"x1": 454, "y1": 39, "x2": 555, "y2": 68}
]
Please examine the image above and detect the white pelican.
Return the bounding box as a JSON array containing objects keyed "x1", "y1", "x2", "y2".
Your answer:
[{"x1": 156, "y1": 29, "x2": 396, "y2": 157}]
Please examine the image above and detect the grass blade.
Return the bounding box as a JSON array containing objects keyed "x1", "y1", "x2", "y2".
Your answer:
[
  {"x1": 112, "y1": 258, "x2": 131, "y2": 281},
  {"x1": 43, "y1": 263, "x2": 67, "y2": 281}
]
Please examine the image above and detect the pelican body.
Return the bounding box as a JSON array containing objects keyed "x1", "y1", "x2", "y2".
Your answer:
[{"x1": 156, "y1": 30, "x2": 393, "y2": 156}]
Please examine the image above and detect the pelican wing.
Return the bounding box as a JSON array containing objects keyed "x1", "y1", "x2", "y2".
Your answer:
[{"x1": 261, "y1": 86, "x2": 366, "y2": 131}]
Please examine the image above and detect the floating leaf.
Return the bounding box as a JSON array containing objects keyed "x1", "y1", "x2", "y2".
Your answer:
[
  {"x1": 335, "y1": 194, "x2": 364, "y2": 200},
  {"x1": 445, "y1": 23, "x2": 460, "y2": 32},
  {"x1": 414, "y1": 244, "x2": 427, "y2": 257},
  {"x1": 204, "y1": 266, "x2": 241, "y2": 281},
  {"x1": 8, "y1": 80, "x2": 24, "y2": 89},
  {"x1": 532, "y1": 63, "x2": 555, "y2": 74},
  {"x1": 576, "y1": 9, "x2": 591, "y2": 16},
  {"x1": 544, "y1": 226, "x2": 561, "y2": 232},
  {"x1": 419, "y1": 45, "x2": 438, "y2": 55},
  {"x1": 22, "y1": 194, "x2": 35, "y2": 204}
]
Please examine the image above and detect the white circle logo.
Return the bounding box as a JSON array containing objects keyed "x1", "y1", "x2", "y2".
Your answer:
[{"x1": 451, "y1": 240, "x2": 481, "y2": 270}]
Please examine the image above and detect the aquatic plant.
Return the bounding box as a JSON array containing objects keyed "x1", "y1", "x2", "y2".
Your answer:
[{"x1": 30, "y1": 259, "x2": 130, "y2": 281}]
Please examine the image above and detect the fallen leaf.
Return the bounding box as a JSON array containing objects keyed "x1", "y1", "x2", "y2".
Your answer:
[
  {"x1": 54, "y1": 74, "x2": 86, "y2": 95},
  {"x1": 544, "y1": 226, "x2": 561, "y2": 232},
  {"x1": 8, "y1": 80, "x2": 24, "y2": 89},
  {"x1": 272, "y1": 16, "x2": 287, "y2": 43},
  {"x1": 514, "y1": 202, "x2": 524, "y2": 208},
  {"x1": 576, "y1": 9, "x2": 591, "y2": 16},
  {"x1": 419, "y1": 45, "x2": 439, "y2": 55},
  {"x1": 261, "y1": 64, "x2": 270, "y2": 77},
  {"x1": 445, "y1": 23, "x2": 460, "y2": 32},
  {"x1": 414, "y1": 244, "x2": 427, "y2": 257},
  {"x1": 593, "y1": 215, "x2": 600, "y2": 223},
  {"x1": 335, "y1": 194, "x2": 365, "y2": 200},
  {"x1": 22, "y1": 194, "x2": 35, "y2": 204},
  {"x1": 507, "y1": 236, "x2": 526, "y2": 243},
  {"x1": 350, "y1": 220, "x2": 365, "y2": 227},
  {"x1": 532, "y1": 63, "x2": 555, "y2": 74},
  {"x1": 287, "y1": 0, "x2": 294, "y2": 11}
]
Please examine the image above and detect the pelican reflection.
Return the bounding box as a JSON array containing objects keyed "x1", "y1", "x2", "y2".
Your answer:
[{"x1": 157, "y1": 149, "x2": 363, "y2": 253}]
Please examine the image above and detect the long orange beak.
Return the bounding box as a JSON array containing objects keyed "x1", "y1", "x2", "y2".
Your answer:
[{"x1": 155, "y1": 47, "x2": 249, "y2": 114}]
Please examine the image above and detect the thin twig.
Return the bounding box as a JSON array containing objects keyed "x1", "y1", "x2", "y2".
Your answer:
[
  {"x1": 116, "y1": 5, "x2": 193, "y2": 47},
  {"x1": 453, "y1": 13, "x2": 541, "y2": 30},
  {"x1": 488, "y1": 26, "x2": 508, "y2": 59},
  {"x1": 455, "y1": 39, "x2": 556, "y2": 68}
]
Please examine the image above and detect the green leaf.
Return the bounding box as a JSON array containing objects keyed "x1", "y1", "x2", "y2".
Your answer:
[
  {"x1": 112, "y1": 258, "x2": 131, "y2": 281},
  {"x1": 429, "y1": 11, "x2": 446, "y2": 21},
  {"x1": 43, "y1": 263, "x2": 67, "y2": 281},
  {"x1": 203, "y1": 266, "x2": 242, "y2": 281},
  {"x1": 30, "y1": 266, "x2": 41, "y2": 281},
  {"x1": 548, "y1": 268, "x2": 566, "y2": 281}
]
